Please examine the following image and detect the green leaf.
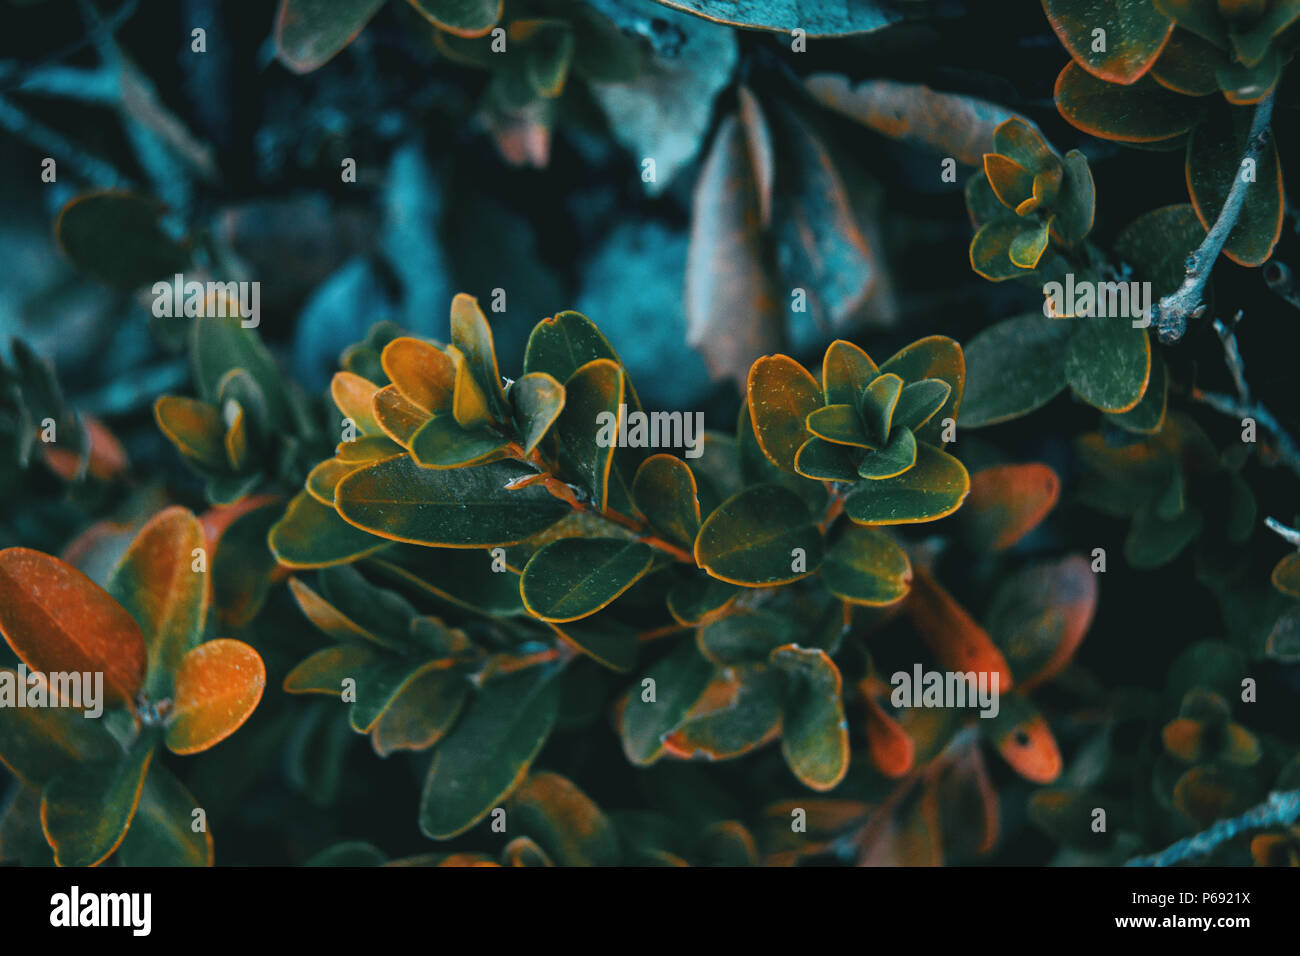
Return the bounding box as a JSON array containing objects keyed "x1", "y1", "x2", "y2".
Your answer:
[
  {"x1": 407, "y1": 0, "x2": 502, "y2": 37},
  {"x1": 695, "y1": 485, "x2": 823, "y2": 586},
  {"x1": 349, "y1": 658, "x2": 445, "y2": 734},
  {"x1": 747, "y1": 354, "x2": 822, "y2": 473},
  {"x1": 1009, "y1": 220, "x2": 1050, "y2": 269},
  {"x1": 1043, "y1": 0, "x2": 1174, "y2": 83},
  {"x1": 880, "y1": 336, "x2": 964, "y2": 444},
  {"x1": 666, "y1": 574, "x2": 741, "y2": 625},
  {"x1": 1151, "y1": 27, "x2": 1225, "y2": 94},
  {"x1": 893, "y1": 379, "x2": 952, "y2": 433},
  {"x1": 41, "y1": 734, "x2": 154, "y2": 867},
  {"x1": 523, "y1": 311, "x2": 634, "y2": 405},
  {"x1": 0, "y1": 668, "x2": 119, "y2": 787},
  {"x1": 860, "y1": 373, "x2": 902, "y2": 445},
  {"x1": 521, "y1": 538, "x2": 655, "y2": 622},
  {"x1": 285, "y1": 644, "x2": 377, "y2": 695},
  {"x1": 507, "y1": 771, "x2": 621, "y2": 866},
  {"x1": 275, "y1": 0, "x2": 387, "y2": 72},
  {"x1": 554, "y1": 359, "x2": 624, "y2": 511},
  {"x1": 820, "y1": 524, "x2": 912, "y2": 606},
  {"x1": 620, "y1": 642, "x2": 714, "y2": 765},
  {"x1": 633, "y1": 454, "x2": 702, "y2": 550},
  {"x1": 1114, "y1": 203, "x2": 1208, "y2": 299},
  {"x1": 211, "y1": 497, "x2": 281, "y2": 628},
  {"x1": 664, "y1": 664, "x2": 782, "y2": 760},
  {"x1": 191, "y1": 315, "x2": 290, "y2": 421},
  {"x1": 1125, "y1": 502, "x2": 1203, "y2": 568},
  {"x1": 794, "y1": 437, "x2": 862, "y2": 482},
  {"x1": 511, "y1": 372, "x2": 565, "y2": 454},
  {"x1": 698, "y1": 609, "x2": 796, "y2": 665},
  {"x1": 806, "y1": 404, "x2": 872, "y2": 447},
  {"x1": 116, "y1": 764, "x2": 212, "y2": 866},
  {"x1": 269, "y1": 491, "x2": 390, "y2": 568},
  {"x1": 409, "y1": 416, "x2": 509, "y2": 469},
  {"x1": 334, "y1": 456, "x2": 569, "y2": 547},
  {"x1": 1187, "y1": 104, "x2": 1284, "y2": 267},
  {"x1": 55, "y1": 193, "x2": 190, "y2": 288},
  {"x1": 549, "y1": 612, "x2": 639, "y2": 672},
  {"x1": 154, "y1": 396, "x2": 227, "y2": 470},
  {"x1": 961, "y1": 313, "x2": 1073, "y2": 427},
  {"x1": 648, "y1": 0, "x2": 903, "y2": 35},
  {"x1": 1052, "y1": 149, "x2": 1096, "y2": 243},
  {"x1": 1055, "y1": 63, "x2": 1203, "y2": 143},
  {"x1": 821, "y1": 339, "x2": 878, "y2": 406},
  {"x1": 971, "y1": 219, "x2": 1029, "y2": 281},
  {"x1": 856, "y1": 426, "x2": 917, "y2": 479},
  {"x1": 845, "y1": 442, "x2": 970, "y2": 524},
  {"x1": 367, "y1": 545, "x2": 527, "y2": 617},
  {"x1": 419, "y1": 667, "x2": 560, "y2": 839},
  {"x1": 1106, "y1": 350, "x2": 1168, "y2": 433},
  {"x1": 1065, "y1": 316, "x2": 1151, "y2": 413},
  {"x1": 770, "y1": 645, "x2": 849, "y2": 791},
  {"x1": 449, "y1": 293, "x2": 509, "y2": 418},
  {"x1": 107, "y1": 507, "x2": 209, "y2": 700},
  {"x1": 371, "y1": 668, "x2": 470, "y2": 757}
]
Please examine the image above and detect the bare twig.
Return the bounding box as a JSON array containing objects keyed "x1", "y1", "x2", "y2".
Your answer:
[
  {"x1": 1126, "y1": 788, "x2": 1300, "y2": 866},
  {"x1": 1189, "y1": 312, "x2": 1300, "y2": 481},
  {"x1": 1265, "y1": 516, "x2": 1300, "y2": 548},
  {"x1": 1153, "y1": 93, "x2": 1275, "y2": 344}
]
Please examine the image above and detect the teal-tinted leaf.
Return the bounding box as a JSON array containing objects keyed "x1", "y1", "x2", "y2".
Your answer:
[
  {"x1": 794, "y1": 437, "x2": 861, "y2": 482},
  {"x1": 1009, "y1": 221, "x2": 1050, "y2": 269},
  {"x1": 961, "y1": 313, "x2": 1072, "y2": 427},
  {"x1": 633, "y1": 455, "x2": 701, "y2": 550},
  {"x1": 806, "y1": 404, "x2": 872, "y2": 447},
  {"x1": 41, "y1": 735, "x2": 153, "y2": 867},
  {"x1": 408, "y1": 0, "x2": 502, "y2": 37},
  {"x1": 116, "y1": 764, "x2": 212, "y2": 866},
  {"x1": 845, "y1": 441, "x2": 969, "y2": 524},
  {"x1": 554, "y1": 359, "x2": 624, "y2": 511},
  {"x1": 860, "y1": 373, "x2": 902, "y2": 445},
  {"x1": 372, "y1": 667, "x2": 470, "y2": 756},
  {"x1": 880, "y1": 336, "x2": 964, "y2": 444},
  {"x1": 1106, "y1": 350, "x2": 1168, "y2": 433},
  {"x1": 334, "y1": 456, "x2": 569, "y2": 547},
  {"x1": 521, "y1": 538, "x2": 655, "y2": 622},
  {"x1": 275, "y1": 0, "x2": 386, "y2": 72},
  {"x1": 549, "y1": 612, "x2": 639, "y2": 672},
  {"x1": 0, "y1": 669, "x2": 119, "y2": 787},
  {"x1": 821, "y1": 524, "x2": 912, "y2": 605},
  {"x1": 408, "y1": 416, "x2": 509, "y2": 469},
  {"x1": 856, "y1": 426, "x2": 916, "y2": 479},
  {"x1": 1065, "y1": 316, "x2": 1151, "y2": 413},
  {"x1": 350, "y1": 658, "x2": 444, "y2": 733},
  {"x1": 268, "y1": 491, "x2": 390, "y2": 568},
  {"x1": 1053, "y1": 150, "x2": 1096, "y2": 243},
  {"x1": 698, "y1": 609, "x2": 794, "y2": 665},
  {"x1": 1043, "y1": 0, "x2": 1174, "y2": 84},
  {"x1": 1114, "y1": 203, "x2": 1207, "y2": 299},
  {"x1": 667, "y1": 574, "x2": 742, "y2": 625},
  {"x1": 695, "y1": 485, "x2": 823, "y2": 586},
  {"x1": 419, "y1": 666, "x2": 560, "y2": 839},
  {"x1": 55, "y1": 193, "x2": 190, "y2": 288},
  {"x1": 664, "y1": 664, "x2": 782, "y2": 760},
  {"x1": 770, "y1": 645, "x2": 848, "y2": 791},
  {"x1": 621, "y1": 642, "x2": 715, "y2": 765},
  {"x1": 190, "y1": 315, "x2": 289, "y2": 421},
  {"x1": 1055, "y1": 63, "x2": 1204, "y2": 143},
  {"x1": 820, "y1": 339, "x2": 878, "y2": 406},
  {"x1": 649, "y1": 0, "x2": 902, "y2": 36},
  {"x1": 367, "y1": 545, "x2": 527, "y2": 617},
  {"x1": 511, "y1": 372, "x2": 565, "y2": 455},
  {"x1": 893, "y1": 379, "x2": 951, "y2": 433},
  {"x1": 507, "y1": 771, "x2": 620, "y2": 866}
]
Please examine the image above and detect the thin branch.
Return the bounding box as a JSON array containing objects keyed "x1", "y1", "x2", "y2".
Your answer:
[
  {"x1": 1126, "y1": 788, "x2": 1300, "y2": 866},
  {"x1": 1265, "y1": 516, "x2": 1300, "y2": 548},
  {"x1": 1153, "y1": 92, "x2": 1275, "y2": 344},
  {"x1": 1189, "y1": 312, "x2": 1300, "y2": 481}
]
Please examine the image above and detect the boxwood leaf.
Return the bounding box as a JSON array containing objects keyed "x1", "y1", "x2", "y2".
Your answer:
[
  {"x1": 1043, "y1": 0, "x2": 1174, "y2": 84},
  {"x1": 1052, "y1": 149, "x2": 1096, "y2": 243},
  {"x1": 667, "y1": 574, "x2": 741, "y2": 625},
  {"x1": 620, "y1": 641, "x2": 715, "y2": 765},
  {"x1": 1009, "y1": 220, "x2": 1050, "y2": 269},
  {"x1": 747, "y1": 354, "x2": 822, "y2": 473},
  {"x1": 820, "y1": 339, "x2": 878, "y2": 406},
  {"x1": 1187, "y1": 103, "x2": 1284, "y2": 267},
  {"x1": 880, "y1": 336, "x2": 964, "y2": 443},
  {"x1": 695, "y1": 485, "x2": 823, "y2": 586},
  {"x1": 348, "y1": 658, "x2": 445, "y2": 733},
  {"x1": 794, "y1": 437, "x2": 861, "y2": 482},
  {"x1": 367, "y1": 545, "x2": 528, "y2": 616},
  {"x1": 770, "y1": 645, "x2": 849, "y2": 791},
  {"x1": 191, "y1": 315, "x2": 289, "y2": 421},
  {"x1": 331, "y1": 371, "x2": 383, "y2": 436},
  {"x1": 649, "y1": 0, "x2": 902, "y2": 35},
  {"x1": 860, "y1": 373, "x2": 902, "y2": 445},
  {"x1": 971, "y1": 219, "x2": 1029, "y2": 281},
  {"x1": 269, "y1": 490, "x2": 391, "y2": 568},
  {"x1": 381, "y1": 337, "x2": 455, "y2": 414},
  {"x1": 371, "y1": 668, "x2": 469, "y2": 757},
  {"x1": 450, "y1": 293, "x2": 509, "y2": 418},
  {"x1": 524, "y1": 311, "x2": 636, "y2": 410},
  {"x1": 554, "y1": 358, "x2": 624, "y2": 511},
  {"x1": 275, "y1": 0, "x2": 386, "y2": 72},
  {"x1": 663, "y1": 665, "x2": 782, "y2": 760},
  {"x1": 698, "y1": 609, "x2": 793, "y2": 665},
  {"x1": 549, "y1": 613, "x2": 639, "y2": 672},
  {"x1": 807, "y1": 404, "x2": 872, "y2": 447},
  {"x1": 107, "y1": 507, "x2": 209, "y2": 700},
  {"x1": 0, "y1": 667, "x2": 119, "y2": 787},
  {"x1": 419, "y1": 666, "x2": 560, "y2": 839},
  {"x1": 856, "y1": 426, "x2": 917, "y2": 479},
  {"x1": 1055, "y1": 63, "x2": 1203, "y2": 143},
  {"x1": 409, "y1": 415, "x2": 509, "y2": 469},
  {"x1": 1065, "y1": 316, "x2": 1151, "y2": 412},
  {"x1": 335, "y1": 456, "x2": 569, "y2": 547},
  {"x1": 116, "y1": 764, "x2": 213, "y2": 866},
  {"x1": 821, "y1": 524, "x2": 912, "y2": 605},
  {"x1": 845, "y1": 442, "x2": 969, "y2": 524},
  {"x1": 1272, "y1": 552, "x2": 1300, "y2": 598},
  {"x1": 987, "y1": 555, "x2": 1097, "y2": 690},
  {"x1": 511, "y1": 372, "x2": 565, "y2": 454},
  {"x1": 407, "y1": 0, "x2": 502, "y2": 38},
  {"x1": 154, "y1": 396, "x2": 227, "y2": 470},
  {"x1": 1106, "y1": 350, "x2": 1168, "y2": 433},
  {"x1": 507, "y1": 771, "x2": 621, "y2": 866},
  {"x1": 633, "y1": 454, "x2": 702, "y2": 550},
  {"x1": 521, "y1": 538, "x2": 655, "y2": 622},
  {"x1": 447, "y1": 344, "x2": 493, "y2": 429},
  {"x1": 893, "y1": 379, "x2": 951, "y2": 433},
  {"x1": 164, "y1": 639, "x2": 266, "y2": 755},
  {"x1": 960, "y1": 463, "x2": 1061, "y2": 552},
  {"x1": 0, "y1": 548, "x2": 146, "y2": 710},
  {"x1": 284, "y1": 644, "x2": 377, "y2": 695},
  {"x1": 961, "y1": 313, "x2": 1072, "y2": 427},
  {"x1": 41, "y1": 734, "x2": 154, "y2": 867},
  {"x1": 55, "y1": 192, "x2": 190, "y2": 289}
]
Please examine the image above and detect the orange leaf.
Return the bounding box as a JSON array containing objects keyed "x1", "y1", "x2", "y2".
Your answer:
[
  {"x1": 961, "y1": 463, "x2": 1060, "y2": 552},
  {"x1": 993, "y1": 706, "x2": 1062, "y2": 784},
  {"x1": 0, "y1": 548, "x2": 146, "y2": 709},
  {"x1": 861, "y1": 688, "x2": 915, "y2": 778},
  {"x1": 904, "y1": 566, "x2": 1013, "y2": 691},
  {"x1": 164, "y1": 639, "x2": 266, "y2": 755}
]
